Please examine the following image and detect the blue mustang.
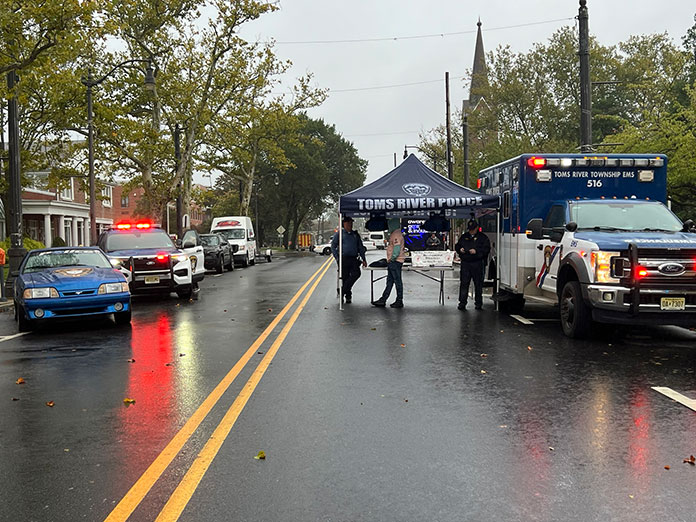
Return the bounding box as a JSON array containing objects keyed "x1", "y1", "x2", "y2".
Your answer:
[{"x1": 14, "y1": 247, "x2": 131, "y2": 331}]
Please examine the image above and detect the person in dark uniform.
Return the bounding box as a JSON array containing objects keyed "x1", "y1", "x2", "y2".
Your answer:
[
  {"x1": 455, "y1": 219, "x2": 491, "y2": 310},
  {"x1": 331, "y1": 216, "x2": 367, "y2": 303}
]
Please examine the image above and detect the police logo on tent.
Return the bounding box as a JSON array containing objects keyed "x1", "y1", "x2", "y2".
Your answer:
[{"x1": 402, "y1": 183, "x2": 431, "y2": 196}]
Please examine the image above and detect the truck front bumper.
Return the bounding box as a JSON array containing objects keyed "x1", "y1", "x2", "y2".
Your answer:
[{"x1": 586, "y1": 284, "x2": 696, "y2": 325}]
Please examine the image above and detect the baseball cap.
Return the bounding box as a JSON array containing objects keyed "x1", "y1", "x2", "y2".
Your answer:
[{"x1": 467, "y1": 219, "x2": 479, "y2": 230}]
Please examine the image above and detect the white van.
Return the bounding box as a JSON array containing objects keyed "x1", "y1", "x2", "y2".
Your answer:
[
  {"x1": 368, "y1": 231, "x2": 387, "y2": 249},
  {"x1": 210, "y1": 216, "x2": 257, "y2": 267}
]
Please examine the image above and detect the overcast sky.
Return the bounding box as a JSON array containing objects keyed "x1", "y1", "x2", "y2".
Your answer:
[{"x1": 235, "y1": 1, "x2": 696, "y2": 186}]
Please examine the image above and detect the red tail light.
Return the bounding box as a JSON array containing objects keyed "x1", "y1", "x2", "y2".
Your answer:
[{"x1": 527, "y1": 156, "x2": 547, "y2": 169}]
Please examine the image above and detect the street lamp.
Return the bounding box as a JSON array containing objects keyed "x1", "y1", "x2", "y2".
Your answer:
[{"x1": 82, "y1": 60, "x2": 155, "y2": 244}]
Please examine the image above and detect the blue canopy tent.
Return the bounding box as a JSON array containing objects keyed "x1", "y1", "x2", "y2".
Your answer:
[{"x1": 335, "y1": 154, "x2": 501, "y2": 309}]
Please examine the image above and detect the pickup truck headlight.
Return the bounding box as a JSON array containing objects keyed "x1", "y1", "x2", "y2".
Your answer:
[
  {"x1": 98, "y1": 282, "x2": 130, "y2": 294},
  {"x1": 23, "y1": 287, "x2": 59, "y2": 299},
  {"x1": 590, "y1": 251, "x2": 620, "y2": 283}
]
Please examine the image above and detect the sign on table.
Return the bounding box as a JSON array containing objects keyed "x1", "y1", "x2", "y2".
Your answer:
[{"x1": 411, "y1": 250, "x2": 455, "y2": 268}]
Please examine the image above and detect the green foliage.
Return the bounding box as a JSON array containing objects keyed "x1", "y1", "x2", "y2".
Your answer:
[
  {"x1": 51, "y1": 236, "x2": 66, "y2": 247},
  {"x1": 0, "y1": 237, "x2": 45, "y2": 252}
]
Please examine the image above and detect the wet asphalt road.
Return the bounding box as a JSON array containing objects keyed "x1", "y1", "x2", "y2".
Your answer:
[{"x1": 2, "y1": 252, "x2": 696, "y2": 521}]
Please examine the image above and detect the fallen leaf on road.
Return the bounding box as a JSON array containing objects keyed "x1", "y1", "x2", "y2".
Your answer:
[
  {"x1": 254, "y1": 451, "x2": 266, "y2": 460},
  {"x1": 549, "y1": 447, "x2": 554, "y2": 451},
  {"x1": 267, "y1": 308, "x2": 272, "y2": 312},
  {"x1": 45, "y1": 401, "x2": 55, "y2": 407},
  {"x1": 683, "y1": 455, "x2": 696, "y2": 465},
  {"x1": 404, "y1": 399, "x2": 408, "y2": 403},
  {"x1": 165, "y1": 363, "x2": 172, "y2": 366},
  {"x1": 664, "y1": 465, "x2": 671, "y2": 470},
  {"x1": 258, "y1": 351, "x2": 264, "y2": 355},
  {"x1": 179, "y1": 353, "x2": 185, "y2": 357},
  {"x1": 629, "y1": 495, "x2": 634, "y2": 499},
  {"x1": 127, "y1": 359, "x2": 135, "y2": 363},
  {"x1": 223, "y1": 309, "x2": 227, "y2": 313},
  {"x1": 123, "y1": 398, "x2": 136, "y2": 405},
  {"x1": 480, "y1": 353, "x2": 487, "y2": 357},
  {"x1": 499, "y1": 425, "x2": 508, "y2": 428},
  {"x1": 11, "y1": 397, "x2": 19, "y2": 401},
  {"x1": 400, "y1": 343, "x2": 405, "y2": 347},
  {"x1": 371, "y1": 328, "x2": 376, "y2": 331},
  {"x1": 480, "y1": 370, "x2": 487, "y2": 374},
  {"x1": 64, "y1": 449, "x2": 69, "y2": 452},
  {"x1": 15, "y1": 378, "x2": 25, "y2": 385},
  {"x1": 527, "y1": 346, "x2": 533, "y2": 351}
]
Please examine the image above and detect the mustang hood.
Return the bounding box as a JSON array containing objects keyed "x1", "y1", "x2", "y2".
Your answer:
[
  {"x1": 24, "y1": 267, "x2": 123, "y2": 291},
  {"x1": 573, "y1": 231, "x2": 696, "y2": 251}
]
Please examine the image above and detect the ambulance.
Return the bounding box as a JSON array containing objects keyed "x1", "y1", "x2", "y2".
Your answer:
[{"x1": 478, "y1": 153, "x2": 696, "y2": 337}]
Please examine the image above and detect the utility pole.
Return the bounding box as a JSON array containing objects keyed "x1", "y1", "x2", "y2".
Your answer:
[
  {"x1": 5, "y1": 71, "x2": 27, "y2": 297},
  {"x1": 462, "y1": 100, "x2": 470, "y2": 188},
  {"x1": 445, "y1": 72, "x2": 453, "y2": 181},
  {"x1": 579, "y1": 0, "x2": 592, "y2": 152},
  {"x1": 174, "y1": 124, "x2": 183, "y2": 239}
]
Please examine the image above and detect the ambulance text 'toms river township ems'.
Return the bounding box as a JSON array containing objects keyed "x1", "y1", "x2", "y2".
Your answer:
[{"x1": 478, "y1": 153, "x2": 696, "y2": 338}]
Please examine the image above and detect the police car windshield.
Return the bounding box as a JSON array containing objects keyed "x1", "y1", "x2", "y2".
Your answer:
[
  {"x1": 571, "y1": 202, "x2": 682, "y2": 232},
  {"x1": 216, "y1": 229, "x2": 245, "y2": 240},
  {"x1": 105, "y1": 230, "x2": 174, "y2": 251},
  {"x1": 23, "y1": 250, "x2": 111, "y2": 273}
]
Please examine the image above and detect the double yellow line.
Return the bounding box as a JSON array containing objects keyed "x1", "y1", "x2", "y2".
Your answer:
[{"x1": 105, "y1": 257, "x2": 333, "y2": 522}]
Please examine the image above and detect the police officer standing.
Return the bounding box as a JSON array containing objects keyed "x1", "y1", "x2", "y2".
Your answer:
[
  {"x1": 331, "y1": 216, "x2": 367, "y2": 304},
  {"x1": 455, "y1": 219, "x2": 490, "y2": 310}
]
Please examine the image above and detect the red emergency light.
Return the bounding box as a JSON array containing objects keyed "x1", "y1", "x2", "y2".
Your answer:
[
  {"x1": 527, "y1": 156, "x2": 547, "y2": 169},
  {"x1": 116, "y1": 223, "x2": 132, "y2": 230},
  {"x1": 477, "y1": 178, "x2": 482, "y2": 189},
  {"x1": 135, "y1": 222, "x2": 152, "y2": 229},
  {"x1": 156, "y1": 253, "x2": 168, "y2": 261},
  {"x1": 635, "y1": 266, "x2": 649, "y2": 278}
]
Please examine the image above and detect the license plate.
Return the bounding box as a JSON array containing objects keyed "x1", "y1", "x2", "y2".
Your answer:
[
  {"x1": 144, "y1": 276, "x2": 160, "y2": 284},
  {"x1": 660, "y1": 297, "x2": 685, "y2": 310}
]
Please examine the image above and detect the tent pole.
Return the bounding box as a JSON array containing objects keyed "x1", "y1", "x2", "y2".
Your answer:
[{"x1": 338, "y1": 210, "x2": 343, "y2": 311}]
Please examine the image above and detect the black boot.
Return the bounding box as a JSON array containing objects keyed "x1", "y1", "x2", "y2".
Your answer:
[
  {"x1": 390, "y1": 299, "x2": 404, "y2": 308},
  {"x1": 372, "y1": 297, "x2": 387, "y2": 307}
]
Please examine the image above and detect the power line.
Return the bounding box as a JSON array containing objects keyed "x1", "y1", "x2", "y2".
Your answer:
[
  {"x1": 344, "y1": 131, "x2": 420, "y2": 137},
  {"x1": 275, "y1": 17, "x2": 574, "y2": 45},
  {"x1": 332, "y1": 77, "x2": 464, "y2": 93}
]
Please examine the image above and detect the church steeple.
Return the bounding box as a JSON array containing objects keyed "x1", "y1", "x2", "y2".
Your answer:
[{"x1": 468, "y1": 18, "x2": 488, "y2": 111}]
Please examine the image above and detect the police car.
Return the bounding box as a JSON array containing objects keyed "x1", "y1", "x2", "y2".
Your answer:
[{"x1": 97, "y1": 222, "x2": 205, "y2": 299}]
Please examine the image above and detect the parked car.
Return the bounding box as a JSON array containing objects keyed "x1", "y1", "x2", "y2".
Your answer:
[
  {"x1": 14, "y1": 247, "x2": 131, "y2": 331},
  {"x1": 312, "y1": 243, "x2": 333, "y2": 255},
  {"x1": 200, "y1": 233, "x2": 234, "y2": 273},
  {"x1": 97, "y1": 222, "x2": 204, "y2": 300}
]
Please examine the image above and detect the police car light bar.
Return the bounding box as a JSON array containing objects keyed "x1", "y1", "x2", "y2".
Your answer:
[{"x1": 527, "y1": 157, "x2": 546, "y2": 169}]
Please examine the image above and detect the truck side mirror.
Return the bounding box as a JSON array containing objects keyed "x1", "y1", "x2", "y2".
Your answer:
[
  {"x1": 525, "y1": 218, "x2": 544, "y2": 240},
  {"x1": 565, "y1": 221, "x2": 578, "y2": 232},
  {"x1": 682, "y1": 219, "x2": 695, "y2": 232},
  {"x1": 549, "y1": 228, "x2": 565, "y2": 243}
]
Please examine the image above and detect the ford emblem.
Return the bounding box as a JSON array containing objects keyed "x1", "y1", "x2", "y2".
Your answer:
[
  {"x1": 146, "y1": 261, "x2": 155, "y2": 265},
  {"x1": 658, "y1": 262, "x2": 685, "y2": 276},
  {"x1": 402, "y1": 183, "x2": 431, "y2": 196}
]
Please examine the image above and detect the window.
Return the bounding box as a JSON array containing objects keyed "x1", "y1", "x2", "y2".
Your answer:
[
  {"x1": 544, "y1": 205, "x2": 566, "y2": 229},
  {"x1": 60, "y1": 178, "x2": 74, "y2": 200},
  {"x1": 503, "y1": 191, "x2": 511, "y2": 219},
  {"x1": 121, "y1": 195, "x2": 129, "y2": 208},
  {"x1": 64, "y1": 221, "x2": 72, "y2": 246},
  {"x1": 102, "y1": 186, "x2": 112, "y2": 207}
]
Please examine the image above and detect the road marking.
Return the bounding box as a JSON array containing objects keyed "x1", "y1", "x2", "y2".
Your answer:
[
  {"x1": 651, "y1": 386, "x2": 696, "y2": 411},
  {"x1": 510, "y1": 314, "x2": 534, "y2": 325},
  {"x1": 154, "y1": 260, "x2": 332, "y2": 522},
  {"x1": 0, "y1": 332, "x2": 30, "y2": 343},
  {"x1": 104, "y1": 256, "x2": 332, "y2": 522}
]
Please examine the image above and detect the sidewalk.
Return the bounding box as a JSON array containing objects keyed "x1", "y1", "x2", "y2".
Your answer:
[{"x1": 0, "y1": 300, "x2": 13, "y2": 313}]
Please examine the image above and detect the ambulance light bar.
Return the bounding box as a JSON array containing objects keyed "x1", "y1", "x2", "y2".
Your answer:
[{"x1": 526, "y1": 156, "x2": 665, "y2": 169}]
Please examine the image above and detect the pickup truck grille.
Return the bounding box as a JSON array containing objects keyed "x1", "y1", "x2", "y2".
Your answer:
[{"x1": 615, "y1": 249, "x2": 696, "y2": 287}]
